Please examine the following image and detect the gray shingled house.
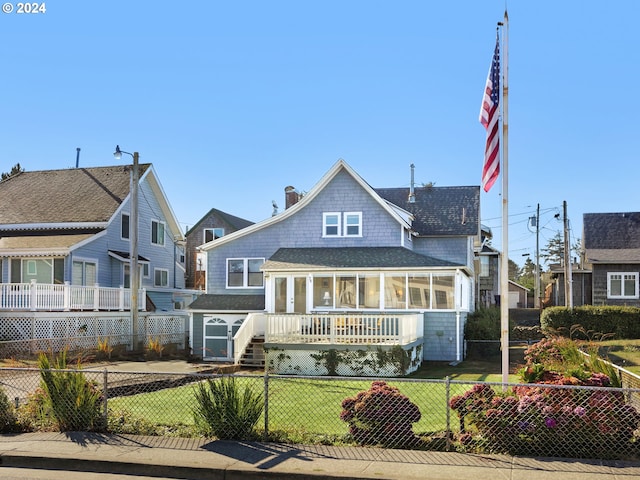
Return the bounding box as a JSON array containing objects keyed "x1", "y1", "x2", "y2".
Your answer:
[
  {"x1": 185, "y1": 208, "x2": 254, "y2": 290},
  {"x1": 189, "y1": 159, "x2": 480, "y2": 375}
]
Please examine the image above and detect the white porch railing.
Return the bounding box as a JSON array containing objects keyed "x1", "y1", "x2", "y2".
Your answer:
[
  {"x1": 266, "y1": 313, "x2": 421, "y2": 345},
  {"x1": 0, "y1": 281, "x2": 146, "y2": 312},
  {"x1": 233, "y1": 312, "x2": 267, "y2": 364}
]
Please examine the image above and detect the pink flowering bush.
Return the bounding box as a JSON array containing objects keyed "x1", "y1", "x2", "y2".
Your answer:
[
  {"x1": 450, "y1": 337, "x2": 640, "y2": 458},
  {"x1": 340, "y1": 381, "x2": 421, "y2": 448}
]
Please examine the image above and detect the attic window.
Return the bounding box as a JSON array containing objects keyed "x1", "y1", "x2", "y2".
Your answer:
[
  {"x1": 204, "y1": 228, "x2": 224, "y2": 243},
  {"x1": 323, "y1": 212, "x2": 362, "y2": 238}
]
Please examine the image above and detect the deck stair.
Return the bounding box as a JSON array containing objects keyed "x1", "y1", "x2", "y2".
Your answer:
[{"x1": 238, "y1": 335, "x2": 265, "y2": 369}]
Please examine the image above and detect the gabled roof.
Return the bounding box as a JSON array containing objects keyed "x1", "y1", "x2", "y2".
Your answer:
[
  {"x1": 199, "y1": 159, "x2": 411, "y2": 251},
  {"x1": 262, "y1": 247, "x2": 462, "y2": 271},
  {"x1": 0, "y1": 164, "x2": 184, "y2": 242},
  {"x1": 0, "y1": 165, "x2": 149, "y2": 226},
  {"x1": 186, "y1": 208, "x2": 254, "y2": 236},
  {"x1": 583, "y1": 212, "x2": 640, "y2": 264},
  {"x1": 374, "y1": 186, "x2": 480, "y2": 236}
]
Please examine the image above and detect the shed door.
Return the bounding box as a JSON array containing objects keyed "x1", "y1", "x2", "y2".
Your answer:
[{"x1": 203, "y1": 316, "x2": 244, "y2": 361}]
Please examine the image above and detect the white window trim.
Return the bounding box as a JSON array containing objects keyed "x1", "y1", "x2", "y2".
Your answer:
[
  {"x1": 72, "y1": 257, "x2": 99, "y2": 286},
  {"x1": 607, "y1": 272, "x2": 639, "y2": 299},
  {"x1": 141, "y1": 261, "x2": 151, "y2": 279},
  {"x1": 154, "y1": 268, "x2": 169, "y2": 287},
  {"x1": 151, "y1": 219, "x2": 166, "y2": 246},
  {"x1": 343, "y1": 212, "x2": 363, "y2": 237},
  {"x1": 204, "y1": 227, "x2": 225, "y2": 243},
  {"x1": 226, "y1": 257, "x2": 265, "y2": 289},
  {"x1": 323, "y1": 212, "x2": 341, "y2": 238}
]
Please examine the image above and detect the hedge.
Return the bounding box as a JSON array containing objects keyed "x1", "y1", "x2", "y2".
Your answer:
[{"x1": 541, "y1": 306, "x2": 640, "y2": 339}]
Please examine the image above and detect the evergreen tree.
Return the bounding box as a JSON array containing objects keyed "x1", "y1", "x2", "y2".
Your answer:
[{"x1": 1, "y1": 163, "x2": 24, "y2": 181}]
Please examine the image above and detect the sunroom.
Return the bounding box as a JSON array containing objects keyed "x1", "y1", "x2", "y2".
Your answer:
[{"x1": 242, "y1": 247, "x2": 473, "y2": 376}]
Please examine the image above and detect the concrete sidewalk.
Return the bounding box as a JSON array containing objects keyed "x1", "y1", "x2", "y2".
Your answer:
[{"x1": 1, "y1": 432, "x2": 640, "y2": 480}]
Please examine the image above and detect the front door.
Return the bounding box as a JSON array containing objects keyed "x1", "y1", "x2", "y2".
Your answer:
[
  {"x1": 273, "y1": 276, "x2": 308, "y2": 313},
  {"x1": 203, "y1": 316, "x2": 244, "y2": 361}
]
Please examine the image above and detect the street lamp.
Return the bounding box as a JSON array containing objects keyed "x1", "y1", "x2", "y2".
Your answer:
[{"x1": 114, "y1": 145, "x2": 140, "y2": 333}]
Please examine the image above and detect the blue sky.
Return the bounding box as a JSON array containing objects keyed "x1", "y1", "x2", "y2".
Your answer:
[{"x1": 2, "y1": 1, "x2": 638, "y2": 267}]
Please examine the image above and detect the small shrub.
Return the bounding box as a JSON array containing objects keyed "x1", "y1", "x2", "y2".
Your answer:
[
  {"x1": 340, "y1": 381, "x2": 422, "y2": 448},
  {"x1": 192, "y1": 376, "x2": 263, "y2": 440},
  {"x1": 146, "y1": 337, "x2": 164, "y2": 358},
  {"x1": 0, "y1": 386, "x2": 18, "y2": 432},
  {"x1": 38, "y1": 350, "x2": 104, "y2": 431},
  {"x1": 97, "y1": 337, "x2": 114, "y2": 360}
]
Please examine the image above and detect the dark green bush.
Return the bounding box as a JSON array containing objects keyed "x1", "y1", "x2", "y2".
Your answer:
[
  {"x1": 192, "y1": 376, "x2": 263, "y2": 440},
  {"x1": 38, "y1": 350, "x2": 104, "y2": 432},
  {"x1": 0, "y1": 387, "x2": 18, "y2": 432},
  {"x1": 541, "y1": 306, "x2": 640, "y2": 339}
]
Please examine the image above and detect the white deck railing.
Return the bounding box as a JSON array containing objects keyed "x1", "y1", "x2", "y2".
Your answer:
[
  {"x1": 266, "y1": 313, "x2": 421, "y2": 345},
  {"x1": 0, "y1": 281, "x2": 145, "y2": 312}
]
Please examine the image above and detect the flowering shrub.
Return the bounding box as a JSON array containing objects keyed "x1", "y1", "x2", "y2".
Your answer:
[
  {"x1": 450, "y1": 337, "x2": 640, "y2": 458},
  {"x1": 340, "y1": 381, "x2": 421, "y2": 448}
]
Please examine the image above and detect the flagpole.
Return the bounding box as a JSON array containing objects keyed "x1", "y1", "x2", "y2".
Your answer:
[{"x1": 499, "y1": 10, "x2": 509, "y2": 387}]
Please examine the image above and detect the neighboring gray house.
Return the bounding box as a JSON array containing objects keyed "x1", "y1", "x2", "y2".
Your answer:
[
  {"x1": 185, "y1": 208, "x2": 254, "y2": 290},
  {"x1": 582, "y1": 212, "x2": 640, "y2": 306},
  {"x1": 189, "y1": 159, "x2": 480, "y2": 375},
  {"x1": 0, "y1": 164, "x2": 192, "y2": 312}
]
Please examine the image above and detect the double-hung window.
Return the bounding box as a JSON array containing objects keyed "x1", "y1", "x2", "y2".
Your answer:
[
  {"x1": 151, "y1": 220, "x2": 165, "y2": 246},
  {"x1": 323, "y1": 212, "x2": 362, "y2": 237},
  {"x1": 227, "y1": 258, "x2": 264, "y2": 288},
  {"x1": 323, "y1": 213, "x2": 340, "y2": 237},
  {"x1": 607, "y1": 272, "x2": 639, "y2": 299},
  {"x1": 344, "y1": 212, "x2": 362, "y2": 237},
  {"x1": 154, "y1": 268, "x2": 169, "y2": 287}
]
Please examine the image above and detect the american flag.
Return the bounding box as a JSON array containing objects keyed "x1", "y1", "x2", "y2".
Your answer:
[{"x1": 479, "y1": 36, "x2": 500, "y2": 192}]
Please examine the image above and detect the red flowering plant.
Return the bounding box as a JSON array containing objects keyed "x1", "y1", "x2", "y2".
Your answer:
[{"x1": 340, "y1": 381, "x2": 421, "y2": 448}]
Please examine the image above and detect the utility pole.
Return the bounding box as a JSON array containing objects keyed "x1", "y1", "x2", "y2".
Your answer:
[
  {"x1": 563, "y1": 200, "x2": 573, "y2": 308},
  {"x1": 535, "y1": 204, "x2": 540, "y2": 309}
]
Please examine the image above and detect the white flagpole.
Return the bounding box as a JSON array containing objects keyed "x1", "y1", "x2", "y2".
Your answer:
[{"x1": 500, "y1": 10, "x2": 510, "y2": 387}]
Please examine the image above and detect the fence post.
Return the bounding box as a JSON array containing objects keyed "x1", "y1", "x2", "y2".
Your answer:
[
  {"x1": 445, "y1": 376, "x2": 451, "y2": 451},
  {"x1": 103, "y1": 369, "x2": 109, "y2": 429},
  {"x1": 263, "y1": 371, "x2": 269, "y2": 441}
]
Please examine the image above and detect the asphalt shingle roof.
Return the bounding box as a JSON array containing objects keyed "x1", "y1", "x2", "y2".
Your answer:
[
  {"x1": 375, "y1": 186, "x2": 479, "y2": 236},
  {"x1": 0, "y1": 165, "x2": 150, "y2": 225},
  {"x1": 189, "y1": 294, "x2": 265, "y2": 311},
  {"x1": 583, "y1": 213, "x2": 640, "y2": 264},
  {"x1": 262, "y1": 247, "x2": 461, "y2": 270}
]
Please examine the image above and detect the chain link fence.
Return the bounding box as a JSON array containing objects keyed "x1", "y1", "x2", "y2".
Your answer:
[{"x1": 0, "y1": 367, "x2": 639, "y2": 460}]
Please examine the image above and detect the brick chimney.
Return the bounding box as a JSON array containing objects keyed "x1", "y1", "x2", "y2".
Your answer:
[{"x1": 285, "y1": 186, "x2": 300, "y2": 209}]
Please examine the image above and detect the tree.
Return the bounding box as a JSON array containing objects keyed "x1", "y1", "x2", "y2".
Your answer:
[
  {"x1": 508, "y1": 258, "x2": 521, "y2": 282},
  {"x1": 540, "y1": 232, "x2": 564, "y2": 266},
  {"x1": 518, "y1": 257, "x2": 537, "y2": 291},
  {"x1": 541, "y1": 231, "x2": 582, "y2": 267},
  {"x1": 1, "y1": 163, "x2": 24, "y2": 181}
]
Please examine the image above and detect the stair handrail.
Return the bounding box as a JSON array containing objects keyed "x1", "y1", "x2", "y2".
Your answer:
[{"x1": 233, "y1": 312, "x2": 266, "y2": 364}]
